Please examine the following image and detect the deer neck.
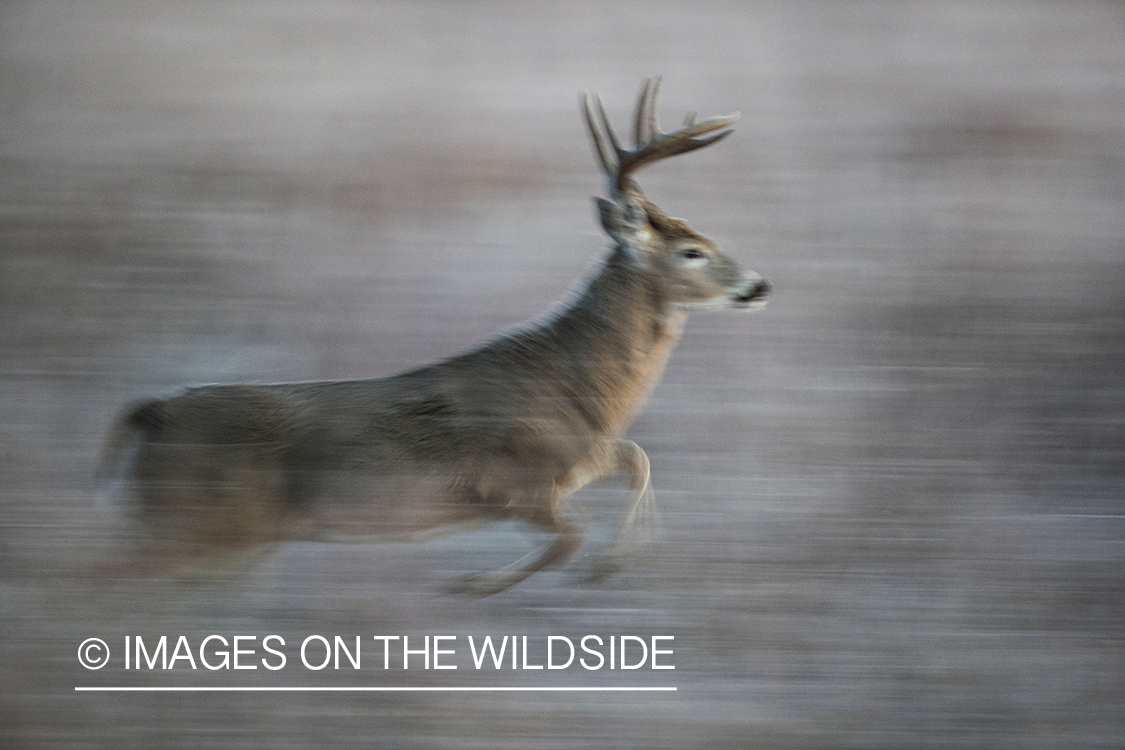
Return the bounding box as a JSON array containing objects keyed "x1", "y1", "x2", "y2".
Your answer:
[{"x1": 548, "y1": 246, "x2": 686, "y2": 435}]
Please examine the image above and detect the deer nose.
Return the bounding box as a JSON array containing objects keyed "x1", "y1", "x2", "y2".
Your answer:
[{"x1": 735, "y1": 278, "x2": 771, "y2": 304}]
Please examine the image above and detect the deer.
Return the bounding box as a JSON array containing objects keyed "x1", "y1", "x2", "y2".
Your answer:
[{"x1": 96, "y1": 78, "x2": 770, "y2": 595}]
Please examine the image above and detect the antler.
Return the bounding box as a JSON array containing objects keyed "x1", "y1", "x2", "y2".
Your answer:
[{"x1": 581, "y1": 77, "x2": 739, "y2": 195}]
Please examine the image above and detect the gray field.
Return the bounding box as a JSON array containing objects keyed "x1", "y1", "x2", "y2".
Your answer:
[{"x1": 2, "y1": 1, "x2": 1123, "y2": 747}]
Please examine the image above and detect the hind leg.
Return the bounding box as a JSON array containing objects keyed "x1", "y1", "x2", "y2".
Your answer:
[
  {"x1": 93, "y1": 440, "x2": 291, "y2": 582},
  {"x1": 88, "y1": 521, "x2": 282, "y2": 583}
]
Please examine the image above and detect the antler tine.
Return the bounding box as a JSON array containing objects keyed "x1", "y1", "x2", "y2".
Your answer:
[
  {"x1": 665, "y1": 127, "x2": 736, "y2": 156},
  {"x1": 580, "y1": 92, "x2": 612, "y2": 177},
  {"x1": 593, "y1": 94, "x2": 624, "y2": 158},
  {"x1": 633, "y1": 78, "x2": 651, "y2": 146},
  {"x1": 583, "y1": 79, "x2": 740, "y2": 194},
  {"x1": 614, "y1": 113, "x2": 739, "y2": 191},
  {"x1": 645, "y1": 75, "x2": 663, "y2": 140},
  {"x1": 673, "y1": 112, "x2": 740, "y2": 140}
]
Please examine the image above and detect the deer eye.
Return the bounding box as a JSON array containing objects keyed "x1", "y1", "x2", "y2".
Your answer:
[{"x1": 681, "y1": 247, "x2": 706, "y2": 260}]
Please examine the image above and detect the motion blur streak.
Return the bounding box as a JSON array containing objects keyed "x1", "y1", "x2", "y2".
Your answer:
[{"x1": 1, "y1": 2, "x2": 1123, "y2": 748}]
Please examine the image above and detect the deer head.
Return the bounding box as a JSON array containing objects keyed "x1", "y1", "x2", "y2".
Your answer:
[{"x1": 582, "y1": 78, "x2": 770, "y2": 310}]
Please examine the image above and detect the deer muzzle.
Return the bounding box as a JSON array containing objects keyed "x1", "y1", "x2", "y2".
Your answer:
[{"x1": 732, "y1": 277, "x2": 771, "y2": 310}]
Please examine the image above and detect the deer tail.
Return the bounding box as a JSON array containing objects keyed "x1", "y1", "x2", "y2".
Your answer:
[{"x1": 95, "y1": 398, "x2": 163, "y2": 509}]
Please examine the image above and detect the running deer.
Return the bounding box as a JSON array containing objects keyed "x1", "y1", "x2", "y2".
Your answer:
[{"x1": 97, "y1": 79, "x2": 770, "y2": 595}]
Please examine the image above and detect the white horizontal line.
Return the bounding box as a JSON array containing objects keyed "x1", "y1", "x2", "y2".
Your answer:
[{"x1": 76, "y1": 686, "x2": 676, "y2": 693}]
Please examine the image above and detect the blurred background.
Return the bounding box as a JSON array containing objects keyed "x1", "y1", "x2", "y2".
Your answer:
[{"x1": 2, "y1": 1, "x2": 1123, "y2": 747}]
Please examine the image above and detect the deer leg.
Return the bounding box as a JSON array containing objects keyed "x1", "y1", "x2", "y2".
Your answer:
[
  {"x1": 588, "y1": 439, "x2": 657, "y2": 581},
  {"x1": 449, "y1": 514, "x2": 584, "y2": 597}
]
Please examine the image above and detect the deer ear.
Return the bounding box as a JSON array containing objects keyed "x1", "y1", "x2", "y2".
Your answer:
[
  {"x1": 595, "y1": 197, "x2": 620, "y2": 235},
  {"x1": 595, "y1": 196, "x2": 650, "y2": 248}
]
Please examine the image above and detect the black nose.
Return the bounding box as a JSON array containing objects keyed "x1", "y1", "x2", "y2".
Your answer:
[{"x1": 736, "y1": 279, "x2": 771, "y2": 304}]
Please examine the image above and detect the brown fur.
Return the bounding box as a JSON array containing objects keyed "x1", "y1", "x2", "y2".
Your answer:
[{"x1": 98, "y1": 82, "x2": 770, "y2": 595}]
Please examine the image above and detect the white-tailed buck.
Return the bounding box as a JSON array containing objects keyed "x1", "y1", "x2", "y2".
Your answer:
[{"x1": 98, "y1": 78, "x2": 770, "y2": 594}]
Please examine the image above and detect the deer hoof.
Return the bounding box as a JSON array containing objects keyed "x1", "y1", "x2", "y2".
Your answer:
[
  {"x1": 447, "y1": 572, "x2": 509, "y2": 597},
  {"x1": 584, "y1": 554, "x2": 624, "y2": 583}
]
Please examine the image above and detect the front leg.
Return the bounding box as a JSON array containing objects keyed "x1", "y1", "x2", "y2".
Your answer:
[
  {"x1": 589, "y1": 439, "x2": 657, "y2": 581},
  {"x1": 449, "y1": 514, "x2": 584, "y2": 597},
  {"x1": 448, "y1": 439, "x2": 655, "y2": 595}
]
